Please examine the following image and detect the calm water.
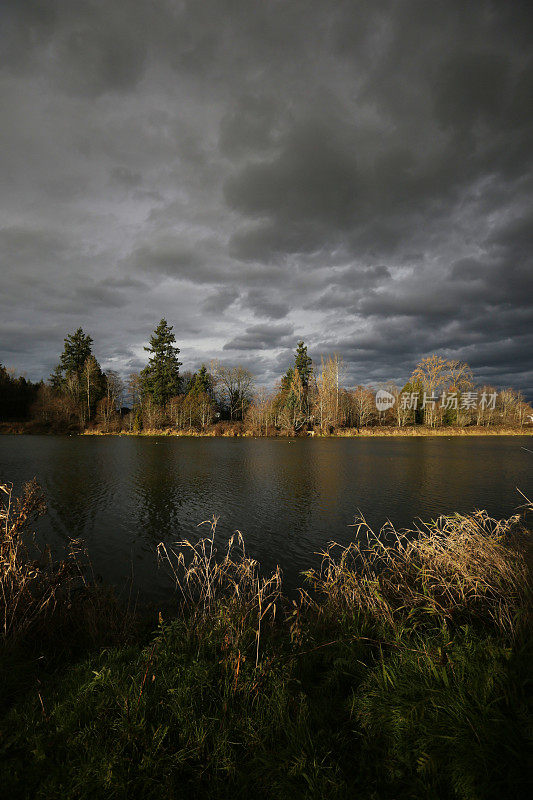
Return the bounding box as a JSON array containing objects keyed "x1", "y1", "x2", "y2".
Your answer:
[{"x1": 1, "y1": 435, "x2": 531, "y2": 602}]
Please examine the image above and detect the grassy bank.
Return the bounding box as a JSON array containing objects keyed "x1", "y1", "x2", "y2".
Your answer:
[
  {"x1": 2, "y1": 420, "x2": 533, "y2": 437},
  {"x1": 1, "y1": 483, "x2": 531, "y2": 799},
  {"x1": 83, "y1": 424, "x2": 532, "y2": 437}
]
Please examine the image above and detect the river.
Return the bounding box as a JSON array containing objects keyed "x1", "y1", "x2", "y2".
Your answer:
[{"x1": 1, "y1": 435, "x2": 531, "y2": 602}]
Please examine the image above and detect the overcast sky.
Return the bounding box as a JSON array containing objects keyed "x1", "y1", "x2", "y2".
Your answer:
[{"x1": 1, "y1": 0, "x2": 532, "y2": 395}]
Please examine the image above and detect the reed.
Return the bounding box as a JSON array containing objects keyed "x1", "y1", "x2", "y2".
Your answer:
[
  {"x1": 306, "y1": 505, "x2": 531, "y2": 637},
  {"x1": 0, "y1": 481, "x2": 134, "y2": 658},
  {"x1": 158, "y1": 517, "x2": 282, "y2": 667},
  {"x1": 0, "y1": 480, "x2": 69, "y2": 643}
]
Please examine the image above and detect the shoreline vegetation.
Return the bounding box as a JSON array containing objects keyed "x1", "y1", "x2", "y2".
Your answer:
[
  {"x1": 71, "y1": 425, "x2": 533, "y2": 437},
  {"x1": 2, "y1": 422, "x2": 533, "y2": 437},
  {"x1": 2, "y1": 322, "x2": 532, "y2": 438},
  {"x1": 1, "y1": 481, "x2": 531, "y2": 799}
]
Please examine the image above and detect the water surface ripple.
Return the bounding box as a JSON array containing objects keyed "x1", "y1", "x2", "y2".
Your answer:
[{"x1": 1, "y1": 436, "x2": 531, "y2": 602}]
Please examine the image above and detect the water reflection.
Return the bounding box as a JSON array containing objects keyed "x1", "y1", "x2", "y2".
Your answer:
[
  {"x1": 132, "y1": 439, "x2": 184, "y2": 541},
  {"x1": 0, "y1": 435, "x2": 530, "y2": 600}
]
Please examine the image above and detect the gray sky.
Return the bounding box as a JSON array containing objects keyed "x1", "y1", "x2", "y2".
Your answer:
[{"x1": 1, "y1": 0, "x2": 532, "y2": 395}]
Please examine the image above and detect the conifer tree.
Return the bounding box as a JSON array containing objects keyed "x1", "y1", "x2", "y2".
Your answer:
[
  {"x1": 49, "y1": 328, "x2": 105, "y2": 424},
  {"x1": 53, "y1": 328, "x2": 94, "y2": 385},
  {"x1": 140, "y1": 319, "x2": 182, "y2": 406},
  {"x1": 281, "y1": 341, "x2": 313, "y2": 418},
  {"x1": 189, "y1": 364, "x2": 212, "y2": 396},
  {"x1": 294, "y1": 340, "x2": 312, "y2": 389},
  {"x1": 280, "y1": 367, "x2": 294, "y2": 393}
]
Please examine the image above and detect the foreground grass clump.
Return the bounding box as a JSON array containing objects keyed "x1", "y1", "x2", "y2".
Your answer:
[
  {"x1": 306, "y1": 508, "x2": 531, "y2": 635},
  {"x1": 0, "y1": 487, "x2": 531, "y2": 799},
  {"x1": 0, "y1": 482, "x2": 136, "y2": 711}
]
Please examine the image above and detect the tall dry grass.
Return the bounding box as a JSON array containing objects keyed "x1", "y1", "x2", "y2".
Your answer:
[
  {"x1": 305, "y1": 506, "x2": 532, "y2": 636},
  {"x1": 158, "y1": 517, "x2": 282, "y2": 665},
  {"x1": 0, "y1": 480, "x2": 133, "y2": 651},
  {"x1": 0, "y1": 480, "x2": 73, "y2": 643}
]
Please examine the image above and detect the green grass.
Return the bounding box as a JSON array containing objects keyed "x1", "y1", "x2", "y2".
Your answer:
[{"x1": 1, "y1": 609, "x2": 531, "y2": 799}]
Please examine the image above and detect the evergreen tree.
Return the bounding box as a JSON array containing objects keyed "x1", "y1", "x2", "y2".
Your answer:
[
  {"x1": 294, "y1": 340, "x2": 312, "y2": 388},
  {"x1": 141, "y1": 319, "x2": 182, "y2": 406},
  {"x1": 58, "y1": 328, "x2": 94, "y2": 381},
  {"x1": 179, "y1": 370, "x2": 195, "y2": 394},
  {"x1": 285, "y1": 367, "x2": 304, "y2": 424},
  {"x1": 189, "y1": 365, "x2": 212, "y2": 396},
  {"x1": 279, "y1": 341, "x2": 313, "y2": 419},
  {"x1": 49, "y1": 328, "x2": 106, "y2": 425},
  {"x1": 0, "y1": 365, "x2": 39, "y2": 421},
  {"x1": 49, "y1": 365, "x2": 64, "y2": 392},
  {"x1": 280, "y1": 367, "x2": 294, "y2": 393}
]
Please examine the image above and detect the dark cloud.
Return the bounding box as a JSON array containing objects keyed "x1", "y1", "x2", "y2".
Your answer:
[
  {"x1": 224, "y1": 323, "x2": 295, "y2": 352},
  {"x1": 52, "y1": 24, "x2": 147, "y2": 96},
  {"x1": 0, "y1": 225, "x2": 69, "y2": 267},
  {"x1": 433, "y1": 51, "x2": 511, "y2": 131},
  {"x1": 219, "y1": 94, "x2": 284, "y2": 157},
  {"x1": 225, "y1": 120, "x2": 360, "y2": 229},
  {"x1": 202, "y1": 287, "x2": 239, "y2": 314},
  {"x1": 130, "y1": 238, "x2": 205, "y2": 279},
  {"x1": 240, "y1": 290, "x2": 290, "y2": 320},
  {"x1": 0, "y1": 0, "x2": 532, "y2": 397}
]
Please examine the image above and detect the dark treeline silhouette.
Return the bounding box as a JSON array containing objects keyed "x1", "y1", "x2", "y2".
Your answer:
[
  {"x1": 0, "y1": 365, "x2": 40, "y2": 422},
  {"x1": 1, "y1": 320, "x2": 532, "y2": 433}
]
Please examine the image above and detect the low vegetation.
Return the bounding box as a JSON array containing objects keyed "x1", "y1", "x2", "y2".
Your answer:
[
  {"x1": 0, "y1": 481, "x2": 136, "y2": 714},
  {"x1": 0, "y1": 481, "x2": 531, "y2": 799}
]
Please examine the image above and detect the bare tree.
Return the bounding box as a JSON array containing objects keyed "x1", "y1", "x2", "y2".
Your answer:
[
  {"x1": 105, "y1": 370, "x2": 124, "y2": 411},
  {"x1": 411, "y1": 355, "x2": 450, "y2": 428},
  {"x1": 499, "y1": 388, "x2": 528, "y2": 428},
  {"x1": 447, "y1": 360, "x2": 474, "y2": 425},
  {"x1": 96, "y1": 370, "x2": 124, "y2": 431},
  {"x1": 82, "y1": 355, "x2": 100, "y2": 422},
  {"x1": 212, "y1": 362, "x2": 254, "y2": 421},
  {"x1": 127, "y1": 372, "x2": 142, "y2": 408},
  {"x1": 350, "y1": 385, "x2": 375, "y2": 429},
  {"x1": 246, "y1": 387, "x2": 274, "y2": 434},
  {"x1": 316, "y1": 354, "x2": 343, "y2": 430}
]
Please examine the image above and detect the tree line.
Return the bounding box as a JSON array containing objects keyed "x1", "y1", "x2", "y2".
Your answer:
[{"x1": 1, "y1": 319, "x2": 531, "y2": 433}]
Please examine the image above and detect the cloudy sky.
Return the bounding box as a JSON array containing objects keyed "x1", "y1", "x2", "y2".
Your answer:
[{"x1": 1, "y1": 0, "x2": 532, "y2": 395}]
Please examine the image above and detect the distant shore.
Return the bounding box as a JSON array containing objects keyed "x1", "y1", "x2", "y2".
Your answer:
[
  {"x1": 83, "y1": 426, "x2": 533, "y2": 437},
  {"x1": 2, "y1": 422, "x2": 531, "y2": 437},
  {"x1": 80, "y1": 427, "x2": 533, "y2": 439}
]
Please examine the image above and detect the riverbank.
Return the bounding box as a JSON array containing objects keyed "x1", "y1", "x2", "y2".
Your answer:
[
  {"x1": 2, "y1": 421, "x2": 533, "y2": 437},
  {"x1": 1, "y1": 481, "x2": 531, "y2": 799},
  {"x1": 82, "y1": 424, "x2": 533, "y2": 437}
]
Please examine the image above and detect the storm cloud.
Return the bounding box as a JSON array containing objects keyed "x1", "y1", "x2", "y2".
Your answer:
[{"x1": 1, "y1": 0, "x2": 532, "y2": 394}]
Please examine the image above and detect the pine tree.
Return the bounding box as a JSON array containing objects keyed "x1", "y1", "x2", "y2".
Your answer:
[
  {"x1": 49, "y1": 365, "x2": 64, "y2": 391},
  {"x1": 59, "y1": 328, "x2": 94, "y2": 380},
  {"x1": 140, "y1": 319, "x2": 182, "y2": 406},
  {"x1": 280, "y1": 341, "x2": 313, "y2": 419},
  {"x1": 189, "y1": 364, "x2": 211, "y2": 396},
  {"x1": 51, "y1": 328, "x2": 94, "y2": 387},
  {"x1": 286, "y1": 367, "x2": 304, "y2": 424},
  {"x1": 280, "y1": 367, "x2": 294, "y2": 393},
  {"x1": 294, "y1": 340, "x2": 312, "y2": 389}
]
